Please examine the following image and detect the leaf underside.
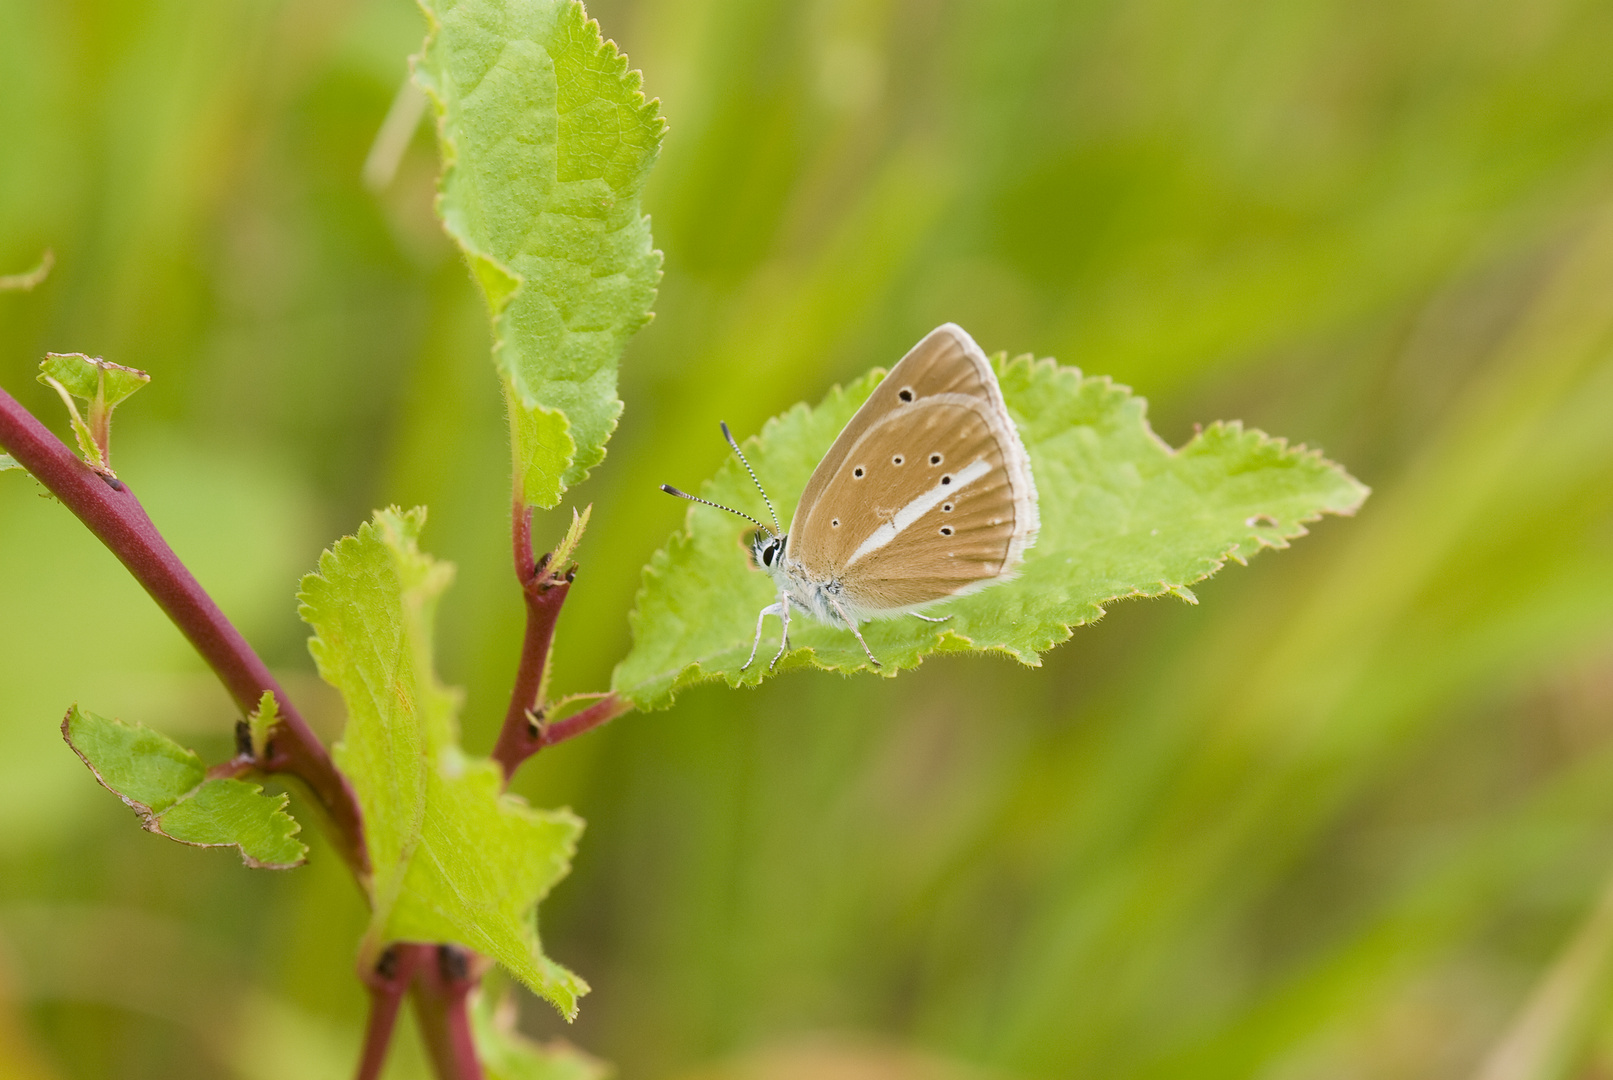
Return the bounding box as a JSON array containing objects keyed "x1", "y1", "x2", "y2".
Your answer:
[
  {"x1": 415, "y1": 0, "x2": 665, "y2": 507},
  {"x1": 299, "y1": 508, "x2": 586, "y2": 1017},
  {"x1": 614, "y1": 354, "x2": 1370, "y2": 710},
  {"x1": 62, "y1": 706, "x2": 306, "y2": 869}
]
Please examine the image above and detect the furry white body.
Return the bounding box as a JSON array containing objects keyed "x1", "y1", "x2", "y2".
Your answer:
[{"x1": 749, "y1": 539, "x2": 942, "y2": 671}]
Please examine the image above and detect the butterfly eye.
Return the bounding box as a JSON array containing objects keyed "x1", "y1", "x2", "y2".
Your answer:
[
  {"x1": 929, "y1": 453, "x2": 943, "y2": 465},
  {"x1": 761, "y1": 545, "x2": 776, "y2": 567},
  {"x1": 897, "y1": 387, "x2": 914, "y2": 402},
  {"x1": 892, "y1": 455, "x2": 904, "y2": 466},
  {"x1": 853, "y1": 466, "x2": 865, "y2": 478},
  {"x1": 939, "y1": 526, "x2": 954, "y2": 536}
]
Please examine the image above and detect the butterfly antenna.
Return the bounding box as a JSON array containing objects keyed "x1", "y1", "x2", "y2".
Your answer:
[
  {"x1": 659, "y1": 485, "x2": 769, "y2": 533},
  {"x1": 720, "y1": 422, "x2": 783, "y2": 535}
]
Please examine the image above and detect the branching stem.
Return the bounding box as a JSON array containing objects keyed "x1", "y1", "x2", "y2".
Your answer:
[
  {"x1": 3, "y1": 390, "x2": 629, "y2": 1078},
  {"x1": 0, "y1": 386, "x2": 369, "y2": 878},
  {"x1": 544, "y1": 693, "x2": 632, "y2": 747},
  {"x1": 492, "y1": 502, "x2": 631, "y2": 780}
]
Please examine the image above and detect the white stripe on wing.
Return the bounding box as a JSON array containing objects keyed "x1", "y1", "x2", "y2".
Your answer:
[{"x1": 845, "y1": 457, "x2": 992, "y2": 566}]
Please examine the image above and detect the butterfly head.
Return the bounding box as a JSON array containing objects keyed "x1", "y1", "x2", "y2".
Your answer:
[
  {"x1": 661, "y1": 422, "x2": 789, "y2": 578},
  {"x1": 751, "y1": 530, "x2": 787, "y2": 571}
]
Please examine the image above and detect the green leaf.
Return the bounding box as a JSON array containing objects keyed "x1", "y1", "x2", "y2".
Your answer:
[
  {"x1": 299, "y1": 507, "x2": 587, "y2": 1016},
  {"x1": 0, "y1": 454, "x2": 19, "y2": 472},
  {"x1": 614, "y1": 355, "x2": 1370, "y2": 709},
  {"x1": 61, "y1": 706, "x2": 307, "y2": 869},
  {"x1": 247, "y1": 690, "x2": 277, "y2": 761},
  {"x1": 473, "y1": 983, "x2": 608, "y2": 1080},
  {"x1": 416, "y1": 0, "x2": 666, "y2": 507},
  {"x1": 35, "y1": 353, "x2": 151, "y2": 470},
  {"x1": 37, "y1": 353, "x2": 150, "y2": 410}
]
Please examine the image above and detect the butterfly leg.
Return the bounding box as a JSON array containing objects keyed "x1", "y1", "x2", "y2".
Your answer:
[
  {"x1": 909, "y1": 612, "x2": 951, "y2": 623},
  {"x1": 743, "y1": 598, "x2": 788, "y2": 671},
  {"x1": 741, "y1": 596, "x2": 793, "y2": 673},
  {"x1": 768, "y1": 595, "x2": 793, "y2": 671},
  {"x1": 828, "y1": 597, "x2": 881, "y2": 667}
]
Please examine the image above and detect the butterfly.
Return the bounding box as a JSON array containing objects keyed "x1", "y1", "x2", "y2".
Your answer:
[{"x1": 662, "y1": 323, "x2": 1040, "y2": 670}]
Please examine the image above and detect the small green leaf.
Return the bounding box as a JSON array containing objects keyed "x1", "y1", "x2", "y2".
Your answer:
[
  {"x1": 473, "y1": 984, "x2": 608, "y2": 1080},
  {"x1": 0, "y1": 454, "x2": 20, "y2": 472},
  {"x1": 247, "y1": 691, "x2": 278, "y2": 761},
  {"x1": 36, "y1": 353, "x2": 150, "y2": 470},
  {"x1": 300, "y1": 507, "x2": 587, "y2": 1016},
  {"x1": 615, "y1": 355, "x2": 1370, "y2": 709},
  {"x1": 416, "y1": 0, "x2": 666, "y2": 507},
  {"x1": 38, "y1": 374, "x2": 101, "y2": 468},
  {"x1": 38, "y1": 353, "x2": 149, "y2": 410},
  {"x1": 551, "y1": 503, "x2": 592, "y2": 569},
  {"x1": 62, "y1": 706, "x2": 307, "y2": 869}
]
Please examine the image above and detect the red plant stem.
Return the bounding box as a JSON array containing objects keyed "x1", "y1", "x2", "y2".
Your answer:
[
  {"x1": 0, "y1": 386, "x2": 369, "y2": 877},
  {"x1": 490, "y1": 575, "x2": 571, "y2": 778},
  {"x1": 355, "y1": 945, "x2": 425, "y2": 1080},
  {"x1": 493, "y1": 504, "x2": 565, "y2": 779},
  {"x1": 412, "y1": 946, "x2": 486, "y2": 1080},
  {"x1": 543, "y1": 693, "x2": 631, "y2": 746},
  {"x1": 511, "y1": 502, "x2": 536, "y2": 583},
  {"x1": 491, "y1": 504, "x2": 633, "y2": 781}
]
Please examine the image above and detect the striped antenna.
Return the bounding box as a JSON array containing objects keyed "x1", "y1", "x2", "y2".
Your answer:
[
  {"x1": 720, "y1": 422, "x2": 783, "y2": 535},
  {"x1": 659, "y1": 484, "x2": 771, "y2": 534}
]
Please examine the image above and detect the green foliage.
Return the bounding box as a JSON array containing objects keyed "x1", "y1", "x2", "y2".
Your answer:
[
  {"x1": 299, "y1": 508, "x2": 586, "y2": 1017},
  {"x1": 0, "y1": 454, "x2": 18, "y2": 472},
  {"x1": 247, "y1": 690, "x2": 277, "y2": 761},
  {"x1": 415, "y1": 0, "x2": 665, "y2": 507},
  {"x1": 62, "y1": 706, "x2": 306, "y2": 869},
  {"x1": 7, "y1": 0, "x2": 1613, "y2": 1073},
  {"x1": 35, "y1": 353, "x2": 150, "y2": 470},
  {"x1": 616, "y1": 355, "x2": 1368, "y2": 709},
  {"x1": 37, "y1": 353, "x2": 149, "y2": 409},
  {"x1": 473, "y1": 986, "x2": 608, "y2": 1080}
]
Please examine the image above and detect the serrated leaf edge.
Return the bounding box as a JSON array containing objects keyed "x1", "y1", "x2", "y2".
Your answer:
[
  {"x1": 617, "y1": 358, "x2": 1370, "y2": 710},
  {"x1": 61, "y1": 707, "x2": 307, "y2": 870},
  {"x1": 412, "y1": 0, "x2": 667, "y2": 505},
  {"x1": 300, "y1": 508, "x2": 589, "y2": 1015}
]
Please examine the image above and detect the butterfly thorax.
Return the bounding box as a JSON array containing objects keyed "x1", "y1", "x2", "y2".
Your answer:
[{"x1": 751, "y1": 530, "x2": 854, "y2": 627}]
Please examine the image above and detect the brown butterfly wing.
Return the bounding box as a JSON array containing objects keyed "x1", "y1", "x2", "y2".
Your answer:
[
  {"x1": 790, "y1": 324, "x2": 1000, "y2": 535},
  {"x1": 786, "y1": 324, "x2": 1039, "y2": 613}
]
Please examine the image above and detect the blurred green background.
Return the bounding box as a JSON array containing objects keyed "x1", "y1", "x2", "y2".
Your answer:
[{"x1": 4, "y1": 0, "x2": 1613, "y2": 1077}]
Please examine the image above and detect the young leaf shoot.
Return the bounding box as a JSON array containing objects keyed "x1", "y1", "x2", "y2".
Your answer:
[
  {"x1": 247, "y1": 690, "x2": 279, "y2": 761},
  {"x1": 36, "y1": 353, "x2": 150, "y2": 472}
]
